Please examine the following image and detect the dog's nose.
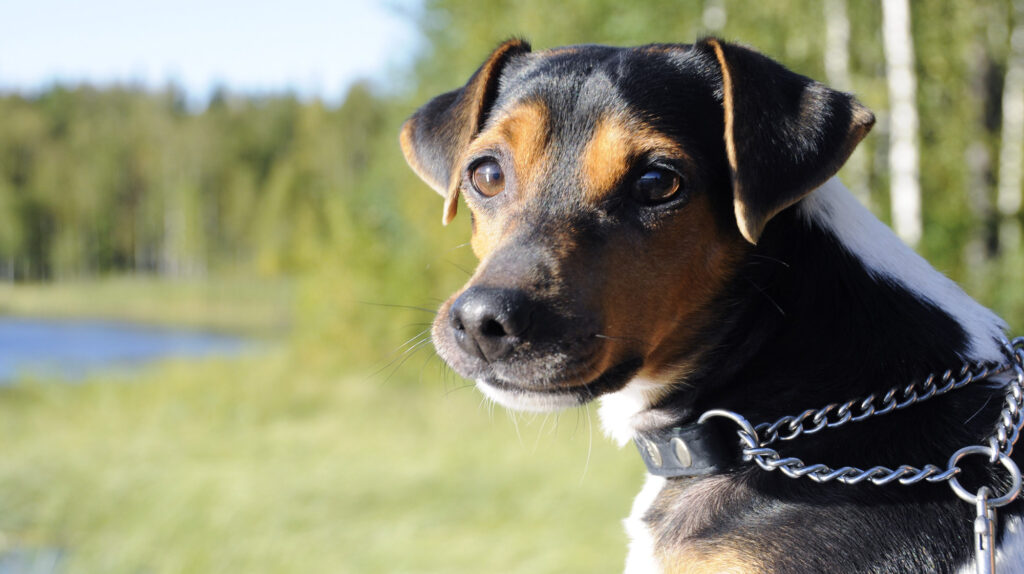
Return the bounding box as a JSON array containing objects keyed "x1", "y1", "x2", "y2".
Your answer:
[{"x1": 449, "y1": 287, "x2": 534, "y2": 362}]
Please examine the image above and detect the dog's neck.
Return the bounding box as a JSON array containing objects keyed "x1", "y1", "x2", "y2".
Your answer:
[{"x1": 600, "y1": 178, "x2": 1007, "y2": 448}]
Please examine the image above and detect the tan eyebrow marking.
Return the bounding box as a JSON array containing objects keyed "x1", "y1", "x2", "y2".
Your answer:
[
  {"x1": 460, "y1": 100, "x2": 551, "y2": 259},
  {"x1": 463, "y1": 99, "x2": 551, "y2": 194},
  {"x1": 580, "y1": 113, "x2": 690, "y2": 202}
]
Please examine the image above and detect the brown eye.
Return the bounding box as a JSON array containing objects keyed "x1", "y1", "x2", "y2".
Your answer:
[
  {"x1": 632, "y1": 168, "x2": 681, "y2": 204},
  {"x1": 471, "y1": 159, "x2": 505, "y2": 197}
]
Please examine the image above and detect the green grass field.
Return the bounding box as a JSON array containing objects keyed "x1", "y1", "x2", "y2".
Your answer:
[{"x1": 0, "y1": 332, "x2": 640, "y2": 573}]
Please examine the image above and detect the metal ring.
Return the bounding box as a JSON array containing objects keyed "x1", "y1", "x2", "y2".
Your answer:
[
  {"x1": 700, "y1": 409, "x2": 760, "y2": 449},
  {"x1": 947, "y1": 445, "x2": 1023, "y2": 507}
]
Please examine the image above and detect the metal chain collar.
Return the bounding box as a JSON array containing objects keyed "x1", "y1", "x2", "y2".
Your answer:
[{"x1": 701, "y1": 337, "x2": 1024, "y2": 574}]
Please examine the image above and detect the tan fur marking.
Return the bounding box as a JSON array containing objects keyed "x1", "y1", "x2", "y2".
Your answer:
[
  {"x1": 581, "y1": 116, "x2": 634, "y2": 201},
  {"x1": 442, "y1": 190, "x2": 459, "y2": 225},
  {"x1": 469, "y1": 210, "x2": 511, "y2": 260},
  {"x1": 498, "y1": 101, "x2": 551, "y2": 192},
  {"x1": 461, "y1": 100, "x2": 551, "y2": 191},
  {"x1": 437, "y1": 38, "x2": 530, "y2": 225},
  {"x1": 707, "y1": 39, "x2": 737, "y2": 173},
  {"x1": 662, "y1": 547, "x2": 761, "y2": 574},
  {"x1": 707, "y1": 39, "x2": 761, "y2": 244},
  {"x1": 581, "y1": 115, "x2": 690, "y2": 202},
  {"x1": 459, "y1": 101, "x2": 551, "y2": 257},
  {"x1": 847, "y1": 104, "x2": 876, "y2": 155},
  {"x1": 733, "y1": 198, "x2": 756, "y2": 244},
  {"x1": 542, "y1": 46, "x2": 580, "y2": 56},
  {"x1": 597, "y1": 192, "x2": 747, "y2": 380}
]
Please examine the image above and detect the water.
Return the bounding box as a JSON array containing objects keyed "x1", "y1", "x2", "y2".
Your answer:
[{"x1": 0, "y1": 317, "x2": 250, "y2": 383}]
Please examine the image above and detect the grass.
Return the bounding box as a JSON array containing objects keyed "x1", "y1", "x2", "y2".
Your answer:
[
  {"x1": 0, "y1": 352, "x2": 641, "y2": 573},
  {"x1": 0, "y1": 275, "x2": 294, "y2": 336}
]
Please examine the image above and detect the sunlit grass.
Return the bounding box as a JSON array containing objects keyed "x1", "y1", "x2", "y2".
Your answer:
[
  {"x1": 0, "y1": 275, "x2": 294, "y2": 336},
  {"x1": 0, "y1": 352, "x2": 640, "y2": 573}
]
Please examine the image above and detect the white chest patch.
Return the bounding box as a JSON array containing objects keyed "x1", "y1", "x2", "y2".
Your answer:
[
  {"x1": 623, "y1": 473, "x2": 666, "y2": 574},
  {"x1": 598, "y1": 377, "x2": 677, "y2": 446}
]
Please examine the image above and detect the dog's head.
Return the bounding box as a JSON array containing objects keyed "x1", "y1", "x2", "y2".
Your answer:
[{"x1": 400, "y1": 38, "x2": 874, "y2": 412}]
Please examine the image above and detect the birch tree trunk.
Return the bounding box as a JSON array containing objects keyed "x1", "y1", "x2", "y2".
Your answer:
[
  {"x1": 998, "y1": 0, "x2": 1024, "y2": 252},
  {"x1": 824, "y1": 0, "x2": 870, "y2": 205},
  {"x1": 881, "y1": 0, "x2": 922, "y2": 246}
]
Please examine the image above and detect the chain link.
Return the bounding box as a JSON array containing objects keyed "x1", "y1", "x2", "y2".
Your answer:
[
  {"x1": 756, "y1": 357, "x2": 1012, "y2": 448},
  {"x1": 990, "y1": 337, "x2": 1024, "y2": 459},
  {"x1": 699, "y1": 338, "x2": 1024, "y2": 573},
  {"x1": 702, "y1": 338, "x2": 1024, "y2": 488}
]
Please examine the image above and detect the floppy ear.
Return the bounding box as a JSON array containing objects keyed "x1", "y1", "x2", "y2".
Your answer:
[
  {"x1": 698, "y1": 38, "x2": 875, "y2": 244},
  {"x1": 400, "y1": 38, "x2": 532, "y2": 225}
]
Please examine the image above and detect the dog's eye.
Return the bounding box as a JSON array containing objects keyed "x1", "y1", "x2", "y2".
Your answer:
[
  {"x1": 471, "y1": 160, "x2": 505, "y2": 197},
  {"x1": 632, "y1": 169, "x2": 681, "y2": 204}
]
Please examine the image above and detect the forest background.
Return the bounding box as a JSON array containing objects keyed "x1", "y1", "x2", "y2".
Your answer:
[{"x1": 2, "y1": 1, "x2": 1024, "y2": 573}]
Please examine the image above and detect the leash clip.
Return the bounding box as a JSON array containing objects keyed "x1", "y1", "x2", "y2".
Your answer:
[
  {"x1": 948, "y1": 445, "x2": 1023, "y2": 574},
  {"x1": 974, "y1": 486, "x2": 997, "y2": 574}
]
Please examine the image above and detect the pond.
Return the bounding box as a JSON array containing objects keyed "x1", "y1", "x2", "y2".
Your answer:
[{"x1": 0, "y1": 317, "x2": 250, "y2": 383}]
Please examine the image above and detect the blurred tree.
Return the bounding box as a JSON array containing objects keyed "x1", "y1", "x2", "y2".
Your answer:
[{"x1": 882, "y1": 0, "x2": 923, "y2": 246}]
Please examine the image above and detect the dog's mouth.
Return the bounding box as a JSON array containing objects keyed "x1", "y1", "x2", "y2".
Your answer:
[
  {"x1": 475, "y1": 357, "x2": 643, "y2": 412},
  {"x1": 430, "y1": 281, "x2": 648, "y2": 412}
]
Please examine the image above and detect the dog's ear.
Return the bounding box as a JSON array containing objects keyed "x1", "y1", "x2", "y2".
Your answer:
[
  {"x1": 697, "y1": 38, "x2": 875, "y2": 244},
  {"x1": 400, "y1": 38, "x2": 531, "y2": 225}
]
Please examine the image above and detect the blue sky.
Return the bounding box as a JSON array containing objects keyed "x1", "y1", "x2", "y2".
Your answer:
[{"x1": 0, "y1": 0, "x2": 421, "y2": 105}]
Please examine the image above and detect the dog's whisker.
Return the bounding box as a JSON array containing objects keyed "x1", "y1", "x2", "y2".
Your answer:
[
  {"x1": 534, "y1": 413, "x2": 551, "y2": 452},
  {"x1": 593, "y1": 332, "x2": 647, "y2": 344},
  {"x1": 416, "y1": 348, "x2": 440, "y2": 387},
  {"x1": 377, "y1": 338, "x2": 435, "y2": 384},
  {"x1": 580, "y1": 403, "x2": 594, "y2": 484},
  {"x1": 401, "y1": 322, "x2": 436, "y2": 330},
  {"x1": 747, "y1": 254, "x2": 791, "y2": 268},
  {"x1": 444, "y1": 259, "x2": 474, "y2": 276},
  {"x1": 508, "y1": 409, "x2": 524, "y2": 446},
  {"x1": 438, "y1": 359, "x2": 453, "y2": 393},
  {"x1": 369, "y1": 330, "x2": 433, "y2": 380},
  {"x1": 443, "y1": 381, "x2": 476, "y2": 396},
  {"x1": 964, "y1": 394, "x2": 994, "y2": 425},
  {"x1": 446, "y1": 241, "x2": 472, "y2": 252},
  {"x1": 745, "y1": 278, "x2": 786, "y2": 317},
  {"x1": 359, "y1": 301, "x2": 439, "y2": 315},
  {"x1": 391, "y1": 328, "x2": 433, "y2": 354}
]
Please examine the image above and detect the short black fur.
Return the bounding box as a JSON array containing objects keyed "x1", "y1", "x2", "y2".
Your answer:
[{"x1": 646, "y1": 207, "x2": 1021, "y2": 573}]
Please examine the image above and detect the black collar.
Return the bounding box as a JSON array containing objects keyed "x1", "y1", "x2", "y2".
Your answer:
[{"x1": 633, "y1": 418, "x2": 740, "y2": 477}]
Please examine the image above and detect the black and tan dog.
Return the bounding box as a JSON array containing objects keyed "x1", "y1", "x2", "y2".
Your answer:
[{"x1": 400, "y1": 38, "x2": 1023, "y2": 573}]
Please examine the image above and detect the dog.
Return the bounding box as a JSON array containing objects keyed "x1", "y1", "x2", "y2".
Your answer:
[{"x1": 400, "y1": 37, "x2": 1024, "y2": 573}]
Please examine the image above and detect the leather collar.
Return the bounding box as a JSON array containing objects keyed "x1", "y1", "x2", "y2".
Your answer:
[{"x1": 633, "y1": 419, "x2": 740, "y2": 477}]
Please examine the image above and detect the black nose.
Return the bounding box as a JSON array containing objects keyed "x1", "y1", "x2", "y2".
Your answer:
[{"x1": 449, "y1": 287, "x2": 534, "y2": 362}]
